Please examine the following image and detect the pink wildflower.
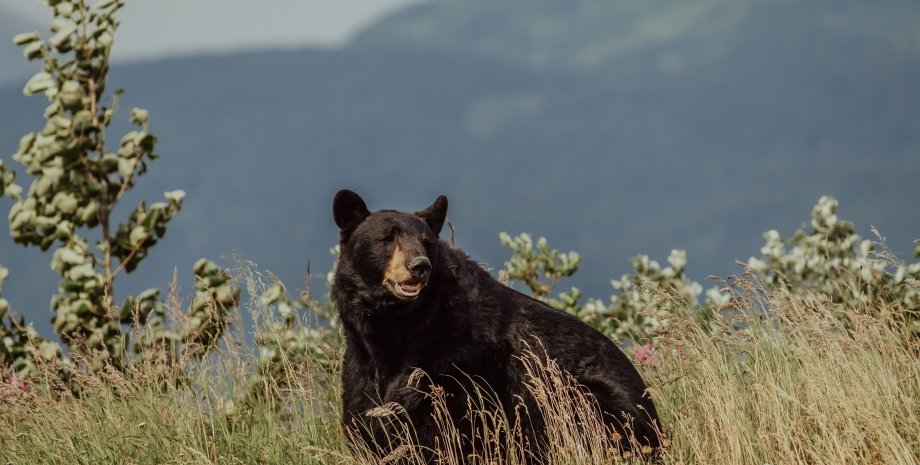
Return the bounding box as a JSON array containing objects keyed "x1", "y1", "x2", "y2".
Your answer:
[
  {"x1": 634, "y1": 342, "x2": 655, "y2": 363},
  {"x1": 634, "y1": 342, "x2": 666, "y2": 368},
  {"x1": 2, "y1": 373, "x2": 29, "y2": 392},
  {"x1": 676, "y1": 345, "x2": 688, "y2": 361}
]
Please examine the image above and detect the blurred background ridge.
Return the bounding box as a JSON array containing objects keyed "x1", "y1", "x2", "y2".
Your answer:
[{"x1": 1, "y1": 0, "x2": 918, "y2": 339}]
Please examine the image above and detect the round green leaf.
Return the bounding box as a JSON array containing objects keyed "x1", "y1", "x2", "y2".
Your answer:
[{"x1": 12, "y1": 32, "x2": 41, "y2": 46}]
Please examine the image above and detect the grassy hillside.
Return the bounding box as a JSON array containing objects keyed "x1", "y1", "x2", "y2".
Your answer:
[
  {"x1": 1, "y1": 0, "x2": 919, "y2": 339},
  {"x1": 2, "y1": 270, "x2": 918, "y2": 464}
]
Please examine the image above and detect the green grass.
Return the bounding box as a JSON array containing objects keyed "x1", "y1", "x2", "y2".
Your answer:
[{"x1": 2, "y1": 274, "x2": 918, "y2": 465}]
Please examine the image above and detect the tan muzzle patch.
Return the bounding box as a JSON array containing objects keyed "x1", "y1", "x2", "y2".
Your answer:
[{"x1": 382, "y1": 242, "x2": 425, "y2": 300}]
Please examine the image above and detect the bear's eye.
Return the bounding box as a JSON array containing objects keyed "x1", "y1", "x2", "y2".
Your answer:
[
  {"x1": 383, "y1": 228, "x2": 399, "y2": 242},
  {"x1": 421, "y1": 236, "x2": 435, "y2": 247}
]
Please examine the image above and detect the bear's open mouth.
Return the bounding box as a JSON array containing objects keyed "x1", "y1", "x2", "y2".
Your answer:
[{"x1": 391, "y1": 280, "x2": 424, "y2": 299}]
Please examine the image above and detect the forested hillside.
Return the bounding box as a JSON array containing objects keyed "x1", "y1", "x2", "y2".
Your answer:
[{"x1": 1, "y1": 0, "x2": 918, "y2": 337}]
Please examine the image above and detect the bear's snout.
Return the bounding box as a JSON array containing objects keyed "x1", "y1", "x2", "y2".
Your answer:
[
  {"x1": 382, "y1": 240, "x2": 431, "y2": 300},
  {"x1": 408, "y1": 256, "x2": 431, "y2": 280}
]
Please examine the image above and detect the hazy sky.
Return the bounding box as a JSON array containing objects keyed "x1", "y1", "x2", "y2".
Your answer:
[{"x1": 5, "y1": 0, "x2": 426, "y2": 61}]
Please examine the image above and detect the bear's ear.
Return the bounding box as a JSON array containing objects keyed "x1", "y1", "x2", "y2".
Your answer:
[
  {"x1": 416, "y1": 195, "x2": 448, "y2": 236},
  {"x1": 333, "y1": 189, "x2": 370, "y2": 235}
]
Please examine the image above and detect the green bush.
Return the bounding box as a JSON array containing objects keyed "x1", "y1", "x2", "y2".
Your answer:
[
  {"x1": 500, "y1": 196, "x2": 918, "y2": 344},
  {"x1": 2, "y1": 0, "x2": 238, "y2": 376},
  {"x1": 500, "y1": 232, "x2": 726, "y2": 343},
  {"x1": 252, "y1": 247, "x2": 342, "y2": 386},
  {"x1": 748, "y1": 195, "x2": 919, "y2": 336}
]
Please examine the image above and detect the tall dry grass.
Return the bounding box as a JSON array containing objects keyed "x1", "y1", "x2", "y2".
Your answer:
[
  {"x1": 347, "y1": 345, "x2": 658, "y2": 465},
  {"x1": 1, "y1": 269, "x2": 918, "y2": 464},
  {"x1": 649, "y1": 273, "x2": 920, "y2": 464}
]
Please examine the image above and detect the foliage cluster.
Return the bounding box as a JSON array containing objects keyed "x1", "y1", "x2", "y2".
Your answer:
[
  {"x1": 502, "y1": 231, "x2": 728, "y2": 342},
  {"x1": 749, "y1": 195, "x2": 920, "y2": 336},
  {"x1": 1, "y1": 0, "x2": 239, "y2": 379},
  {"x1": 502, "y1": 196, "x2": 919, "y2": 344},
  {"x1": 249, "y1": 248, "x2": 342, "y2": 388}
]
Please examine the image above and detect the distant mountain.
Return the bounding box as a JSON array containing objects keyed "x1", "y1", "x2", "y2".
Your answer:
[
  {"x1": 353, "y1": 0, "x2": 920, "y2": 71},
  {"x1": 1, "y1": 0, "x2": 918, "y2": 339}
]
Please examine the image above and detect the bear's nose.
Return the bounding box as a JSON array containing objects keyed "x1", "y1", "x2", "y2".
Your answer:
[{"x1": 408, "y1": 256, "x2": 431, "y2": 280}]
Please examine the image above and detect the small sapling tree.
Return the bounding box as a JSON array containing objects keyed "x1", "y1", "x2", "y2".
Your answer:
[{"x1": 2, "y1": 0, "x2": 238, "y2": 372}]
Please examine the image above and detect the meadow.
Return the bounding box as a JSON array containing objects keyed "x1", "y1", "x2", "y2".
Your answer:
[{"x1": 3, "y1": 264, "x2": 917, "y2": 465}]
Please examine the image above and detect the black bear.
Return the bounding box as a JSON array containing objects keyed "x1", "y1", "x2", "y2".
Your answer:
[{"x1": 332, "y1": 190, "x2": 660, "y2": 463}]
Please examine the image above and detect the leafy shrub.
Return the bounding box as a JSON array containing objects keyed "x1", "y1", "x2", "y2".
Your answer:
[
  {"x1": 748, "y1": 195, "x2": 920, "y2": 336},
  {"x1": 501, "y1": 196, "x2": 918, "y2": 344},
  {"x1": 1, "y1": 0, "x2": 239, "y2": 374},
  {"x1": 1, "y1": 265, "x2": 61, "y2": 378},
  {"x1": 252, "y1": 247, "x2": 343, "y2": 388},
  {"x1": 500, "y1": 233, "x2": 726, "y2": 343}
]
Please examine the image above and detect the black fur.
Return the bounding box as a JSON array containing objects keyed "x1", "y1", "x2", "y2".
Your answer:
[{"x1": 332, "y1": 190, "x2": 660, "y2": 463}]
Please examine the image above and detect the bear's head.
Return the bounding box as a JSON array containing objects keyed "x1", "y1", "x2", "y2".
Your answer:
[{"x1": 333, "y1": 189, "x2": 448, "y2": 302}]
